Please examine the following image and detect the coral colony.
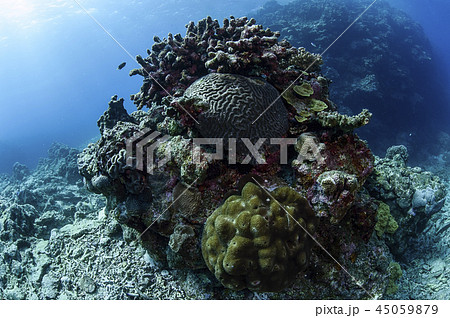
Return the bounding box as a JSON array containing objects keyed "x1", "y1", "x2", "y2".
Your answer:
[{"x1": 77, "y1": 16, "x2": 446, "y2": 297}]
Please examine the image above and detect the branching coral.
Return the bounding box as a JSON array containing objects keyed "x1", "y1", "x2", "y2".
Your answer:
[
  {"x1": 129, "y1": 16, "x2": 323, "y2": 109},
  {"x1": 316, "y1": 109, "x2": 372, "y2": 131}
]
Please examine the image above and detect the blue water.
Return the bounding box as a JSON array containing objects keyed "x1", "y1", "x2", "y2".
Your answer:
[
  {"x1": 0, "y1": 0, "x2": 449, "y2": 173},
  {"x1": 390, "y1": 0, "x2": 450, "y2": 131}
]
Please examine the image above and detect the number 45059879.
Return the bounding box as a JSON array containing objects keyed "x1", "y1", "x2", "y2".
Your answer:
[{"x1": 375, "y1": 304, "x2": 438, "y2": 315}]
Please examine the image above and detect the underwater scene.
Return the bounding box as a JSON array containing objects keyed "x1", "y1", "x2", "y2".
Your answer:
[{"x1": 0, "y1": 0, "x2": 449, "y2": 300}]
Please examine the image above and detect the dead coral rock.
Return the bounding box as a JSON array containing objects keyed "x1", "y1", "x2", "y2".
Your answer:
[
  {"x1": 97, "y1": 95, "x2": 136, "y2": 134},
  {"x1": 294, "y1": 132, "x2": 326, "y2": 164},
  {"x1": 12, "y1": 162, "x2": 30, "y2": 181},
  {"x1": 308, "y1": 170, "x2": 360, "y2": 223},
  {"x1": 172, "y1": 182, "x2": 201, "y2": 218},
  {"x1": 168, "y1": 224, "x2": 204, "y2": 269},
  {"x1": 0, "y1": 203, "x2": 37, "y2": 241}
]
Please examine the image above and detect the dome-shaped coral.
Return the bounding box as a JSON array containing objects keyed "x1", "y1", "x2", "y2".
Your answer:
[
  {"x1": 183, "y1": 73, "x2": 289, "y2": 141},
  {"x1": 201, "y1": 182, "x2": 317, "y2": 292}
]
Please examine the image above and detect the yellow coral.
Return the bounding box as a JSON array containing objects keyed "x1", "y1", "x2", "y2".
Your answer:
[
  {"x1": 293, "y1": 83, "x2": 314, "y2": 97},
  {"x1": 386, "y1": 262, "x2": 402, "y2": 295},
  {"x1": 309, "y1": 99, "x2": 328, "y2": 112},
  {"x1": 281, "y1": 88, "x2": 304, "y2": 108},
  {"x1": 201, "y1": 182, "x2": 317, "y2": 292},
  {"x1": 375, "y1": 202, "x2": 398, "y2": 237}
]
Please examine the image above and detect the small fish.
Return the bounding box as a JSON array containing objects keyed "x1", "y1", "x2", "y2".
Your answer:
[
  {"x1": 310, "y1": 42, "x2": 317, "y2": 48},
  {"x1": 117, "y1": 62, "x2": 126, "y2": 70}
]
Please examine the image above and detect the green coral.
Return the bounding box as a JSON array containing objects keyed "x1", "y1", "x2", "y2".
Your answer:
[
  {"x1": 201, "y1": 182, "x2": 317, "y2": 292},
  {"x1": 283, "y1": 83, "x2": 329, "y2": 123},
  {"x1": 295, "y1": 112, "x2": 310, "y2": 123},
  {"x1": 282, "y1": 88, "x2": 305, "y2": 109},
  {"x1": 375, "y1": 202, "x2": 398, "y2": 237},
  {"x1": 293, "y1": 83, "x2": 314, "y2": 97},
  {"x1": 309, "y1": 99, "x2": 328, "y2": 112},
  {"x1": 386, "y1": 262, "x2": 402, "y2": 295}
]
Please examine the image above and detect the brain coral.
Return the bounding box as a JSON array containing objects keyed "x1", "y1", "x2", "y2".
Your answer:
[
  {"x1": 201, "y1": 182, "x2": 317, "y2": 292},
  {"x1": 183, "y1": 73, "x2": 289, "y2": 141}
]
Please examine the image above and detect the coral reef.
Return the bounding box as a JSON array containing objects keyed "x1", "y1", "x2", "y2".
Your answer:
[
  {"x1": 68, "y1": 14, "x2": 446, "y2": 299},
  {"x1": 171, "y1": 182, "x2": 201, "y2": 218},
  {"x1": 1, "y1": 5, "x2": 448, "y2": 299},
  {"x1": 293, "y1": 83, "x2": 314, "y2": 97},
  {"x1": 74, "y1": 14, "x2": 403, "y2": 298},
  {"x1": 255, "y1": 0, "x2": 443, "y2": 156},
  {"x1": 12, "y1": 163, "x2": 30, "y2": 181},
  {"x1": 178, "y1": 73, "x2": 288, "y2": 142},
  {"x1": 309, "y1": 170, "x2": 360, "y2": 223},
  {"x1": 316, "y1": 109, "x2": 372, "y2": 132},
  {"x1": 168, "y1": 224, "x2": 203, "y2": 269},
  {"x1": 365, "y1": 145, "x2": 446, "y2": 256},
  {"x1": 292, "y1": 131, "x2": 374, "y2": 228},
  {"x1": 0, "y1": 143, "x2": 105, "y2": 299},
  {"x1": 390, "y1": 151, "x2": 450, "y2": 300},
  {"x1": 129, "y1": 16, "x2": 322, "y2": 109},
  {"x1": 0, "y1": 203, "x2": 37, "y2": 241},
  {"x1": 97, "y1": 95, "x2": 136, "y2": 134},
  {"x1": 78, "y1": 100, "x2": 154, "y2": 218},
  {"x1": 202, "y1": 182, "x2": 316, "y2": 292},
  {"x1": 0, "y1": 142, "x2": 396, "y2": 299}
]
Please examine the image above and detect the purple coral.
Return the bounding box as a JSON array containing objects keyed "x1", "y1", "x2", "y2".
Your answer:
[{"x1": 129, "y1": 16, "x2": 322, "y2": 109}]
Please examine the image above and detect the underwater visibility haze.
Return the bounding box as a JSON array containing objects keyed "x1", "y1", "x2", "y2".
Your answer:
[{"x1": 0, "y1": 0, "x2": 450, "y2": 300}]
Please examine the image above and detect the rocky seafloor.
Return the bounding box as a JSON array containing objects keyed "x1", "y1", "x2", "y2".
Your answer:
[{"x1": 0, "y1": 141, "x2": 449, "y2": 299}]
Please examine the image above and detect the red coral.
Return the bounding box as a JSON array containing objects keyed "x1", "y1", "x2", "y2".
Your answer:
[{"x1": 322, "y1": 133, "x2": 374, "y2": 182}]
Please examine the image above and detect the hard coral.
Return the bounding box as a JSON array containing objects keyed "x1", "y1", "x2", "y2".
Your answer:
[
  {"x1": 309, "y1": 170, "x2": 360, "y2": 223},
  {"x1": 77, "y1": 14, "x2": 406, "y2": 298},
  {"x1": 374, "y1": 201, "x2": 398, "y2": 237},
  {"x1": 180, "y1": 73, "x2": 289, "y2": 140},
  {"x1": 365, "y1": 145, "x2": 446, "y2": 256},
  {"x1": 293, "y1": 83, "x2": 314, "y2": 97},
  {"x1": 316, "y1": 109, "x2": 372, "y2": 132},
  {"x1": 201, "y1": 182, "x2": 317, "y2": 292},
  {"x1": 97, "y1": 95, "x2": 136, "y2": 134},
  {"x1": 129, "y1": 16, "x2": 322, "y2": 109}
]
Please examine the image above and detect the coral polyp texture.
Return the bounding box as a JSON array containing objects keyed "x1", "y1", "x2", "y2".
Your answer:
[
  {"x1": 201, "y1": 182, "x2": 316, "y2": 292},
  {"x1": 74, "y1": 14, "x2": 446, "y2": 299},
  {"x1": 181, "y1": 73, "x2": 288, "y2": 141}
]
